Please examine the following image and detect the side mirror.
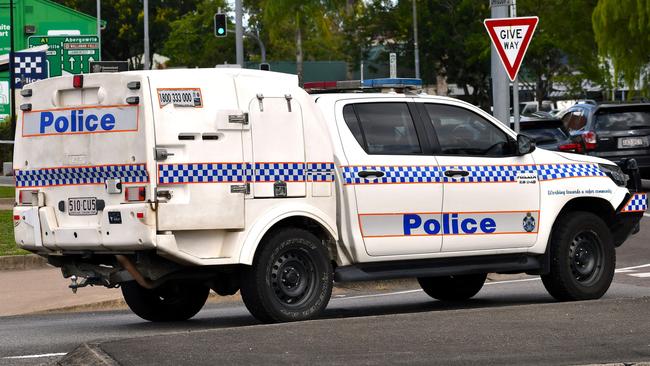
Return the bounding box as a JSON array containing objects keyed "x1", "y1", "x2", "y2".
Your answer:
[{"x1": 517, "y1": 134, "x2": 536, "y2": 155}]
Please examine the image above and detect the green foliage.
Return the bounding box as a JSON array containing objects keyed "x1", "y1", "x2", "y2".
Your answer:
[
  {"x1": 0, "y1": 211, "x2": 27, "y2": 256},
  {"x1": 593, "y1": 0, "x2": 650, "y2": 96},
  {"x1": 53, "y1": 0, "x2": 202, "y2": 69},
  {"x1": 163, "y1": 0, "x2": 236, "y2": 67},
  {"x1": 0, "y1": 117, "x2": 13, "y2": 164}
]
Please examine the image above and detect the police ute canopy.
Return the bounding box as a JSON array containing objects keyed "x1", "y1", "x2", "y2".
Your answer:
[{"x1": 13, "y1": 69, "x2": 647, "y2": 323}]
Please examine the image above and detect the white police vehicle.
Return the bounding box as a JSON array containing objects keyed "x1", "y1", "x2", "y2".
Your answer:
[{"x1": 13, "y1": 70, "x2": 647, "y2": 323}]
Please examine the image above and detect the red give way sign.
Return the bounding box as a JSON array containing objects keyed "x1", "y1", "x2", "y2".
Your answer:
[{"x1": 484, "y1": 16, "x2": 539, "y2": 81}]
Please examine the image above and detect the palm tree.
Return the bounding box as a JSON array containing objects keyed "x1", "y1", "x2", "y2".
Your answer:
[{"x1": 261, "y1": 0, "x2": 333, "y2": 85}]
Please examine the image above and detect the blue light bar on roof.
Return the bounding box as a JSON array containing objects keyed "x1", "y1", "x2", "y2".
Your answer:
[{"x1": 361, "y1": 78, "x2": 422, "y2": 88}]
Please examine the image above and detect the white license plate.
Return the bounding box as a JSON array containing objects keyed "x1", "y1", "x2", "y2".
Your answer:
[
  {"x1": 68, "y1": 197, "x2": 97, "y2": 216},
  {"x1": 619, "y1": 137, "x2": 646, "y2": 148}
]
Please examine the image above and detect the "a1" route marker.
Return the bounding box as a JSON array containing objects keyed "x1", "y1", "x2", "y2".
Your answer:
[{"x1": 484, "y1": 16, "x2": 538, "y2": 81}]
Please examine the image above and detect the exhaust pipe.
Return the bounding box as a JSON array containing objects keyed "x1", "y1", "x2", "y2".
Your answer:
[{"x1": 115, "y1": 255, "x2": 155, "y2": 289}]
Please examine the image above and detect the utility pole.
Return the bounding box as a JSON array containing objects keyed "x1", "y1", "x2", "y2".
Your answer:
[
  {"x1": 511, "y1": 0, "x2": 520, "y2": 133},
  {"x1": 412, "y1": 0, "x2": 420, "y2": 79},
  {"x1": 235, "y1": 0, "x2": 244, "y2": 67},
  {"x1": 9, "y1": 0, "x2": 16, "y2": 130},
  {"x1": 490, "y1": 1, "x2": 510, "y2": 124},
  {"x1": 96, "y1": 0, "x2": 101, "y2": 60},
  {"x1": 143, "y1": 0, "x2": 150, "y2": 70}
]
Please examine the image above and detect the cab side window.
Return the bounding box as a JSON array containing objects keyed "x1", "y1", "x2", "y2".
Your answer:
[
  {"x1": 563, "y1": 109, "x2": 587, "y2": 132},
  {"x1": 422, "y1": 104, "x2": 514, "y2": 156},
  {"x1": 342, "y1": 103, "x2": 422, "y2": 155}
]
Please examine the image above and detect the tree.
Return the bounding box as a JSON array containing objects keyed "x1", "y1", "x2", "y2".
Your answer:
[
  {"x1": 258, "y1": 0, "x2": 340, "y2": 85},
  {"x1": 162, "y1": 0, "x2": 236, "y2": 67},
  {"x1": 53, "y1": 0, "x2": 200, "y2": 69},
  {"x1": 593, "y1": 0, "x2": 650, "y2": 96}
]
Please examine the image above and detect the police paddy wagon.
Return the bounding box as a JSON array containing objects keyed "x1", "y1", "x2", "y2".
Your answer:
[{"x1": 13, "y1": 69, "x2": 647, "y2": 323}]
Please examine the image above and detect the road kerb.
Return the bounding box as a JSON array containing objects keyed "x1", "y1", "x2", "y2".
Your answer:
[
  {"x1": 0, "y1": 254, "x2": 49, "y2": 271},
  {"x1": 56, "y1": 343, "x2": 119, "y2": 366}
]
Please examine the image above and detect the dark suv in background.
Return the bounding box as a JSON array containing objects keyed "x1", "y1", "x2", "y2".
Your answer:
[{"x1": 558, "y1": 103, "x2": 650, "y2": 177}]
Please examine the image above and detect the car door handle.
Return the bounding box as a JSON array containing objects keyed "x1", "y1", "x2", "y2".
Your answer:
[
  {"x1": 358, "y1": 170, "x2": 385, "y2": 178},
  {"x1": 444, "y1": 170, "x2": 470, "y2": 177}
]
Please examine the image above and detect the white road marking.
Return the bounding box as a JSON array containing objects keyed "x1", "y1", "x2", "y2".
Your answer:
[
  {"x1": 333, "y1": 289, "x2": 422, "y2": 301},
  {"x1": 3, "y1": 353, "x2": 66, "y2": 359},
  {"x1": 484, "y1": 278, "x2": 540, "y2": 285},
  {"x1": 644, "y1": 213, "x2": 650, "y2": 218},
  {"x1": 334, "y1": 264, "x2": 650, "y2": 301},
  {"x1": 616, "y1": 263, "x2": 650, "y2": 271}
]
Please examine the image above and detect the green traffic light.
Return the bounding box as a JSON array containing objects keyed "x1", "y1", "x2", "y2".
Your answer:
[{"x1": 217, "y1": 28, "x2": 225, "y2": 35}]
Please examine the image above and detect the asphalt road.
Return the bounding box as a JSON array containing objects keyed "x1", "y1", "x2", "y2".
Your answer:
[{"x1": 1, "y1": 215, "x2": 649, "y2": 366}]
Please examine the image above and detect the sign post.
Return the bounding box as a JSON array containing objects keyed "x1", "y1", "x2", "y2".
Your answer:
[
  {"x1": 484, "y1": 16, "x2": 538, "y2": 132},
  {"x1": 389, "y1": 53, "x2": 397, "y2": 78}
]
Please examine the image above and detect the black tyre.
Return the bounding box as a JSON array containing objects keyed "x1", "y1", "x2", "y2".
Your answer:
[
  {"x1": 541, "y1": 211, "x2": 615, "y2": 301},
  {"x1": 121, "y1": 280, "x2": 210, "y2": 322},
  {"x1": 417, "y1": 273, "x2": 487, "y2": 301},
  {"x1": 240, "y1": 228, "x2": 333, "y2": 323}
]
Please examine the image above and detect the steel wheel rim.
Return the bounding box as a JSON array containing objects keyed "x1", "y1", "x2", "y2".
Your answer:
[
  {"x1": 569, "y1": 230, "x2": 603, "y2": 286},
  {"x1": 270, "y1": 248, "x2": 317, "y2": 307}
]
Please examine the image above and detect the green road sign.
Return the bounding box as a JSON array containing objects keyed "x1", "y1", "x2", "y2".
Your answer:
[{"x1": 27, "y1": 35, "x2": 100, "y2": 77}]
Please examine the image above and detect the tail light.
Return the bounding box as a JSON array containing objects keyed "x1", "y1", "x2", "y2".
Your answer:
[
  {"x1": 582, "y1": 131, "x2": 597, "y2": 150},
  {"x1": 125, "y1": 186, "x2": 146, "y2": 202},
  {"x1": 18, "y1": 190, "x2": 39, "y2": 205},
  {"x1": 558, "y1": 143, "x2": 583, "y2": 153},
  {"x1": 73, "y1": 75, "x2": 84, "y2": 89}
]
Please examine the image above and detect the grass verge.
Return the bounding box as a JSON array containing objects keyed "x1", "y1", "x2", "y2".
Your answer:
[
  {"x1": 0, "y1": 210, "x2": 28, "y2": 256},
  {"x1": 0, "y1": 186, "x2": 14, "y2": 198}
]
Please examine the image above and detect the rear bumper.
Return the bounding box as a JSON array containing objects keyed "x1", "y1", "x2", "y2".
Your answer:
[{"x1": 14, "y1": 203, "x2": 156, "y2": 252}]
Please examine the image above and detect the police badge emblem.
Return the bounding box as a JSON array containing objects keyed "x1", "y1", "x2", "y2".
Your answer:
[{"x1": 523, "y1": 212, "x2": 536, "y2": 232}]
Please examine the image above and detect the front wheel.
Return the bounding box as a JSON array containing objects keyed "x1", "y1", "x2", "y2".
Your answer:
[
  {"x1": 121, "y1": 280, "x2": 210, "y2": 322},
  {"x1": 541, "y1": 212, "x2": 615, "y2": 301},
  {"x1": 417, "y1": 273, "x2": 487, "y2": 301},
  {"x1": 240, "y1": 228, "x2": 333, "y2": 323}
]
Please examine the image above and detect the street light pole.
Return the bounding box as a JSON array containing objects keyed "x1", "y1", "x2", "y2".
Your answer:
[
  {"x1": 412, "y1": 0, "x2": 420, "y2": 79},
  {"x1": 96, "y1": 0, "x2": 101, "y2": 60},
  {"x1": 511, "y1": 0, "x2": 520, "y2": 133},
  {"x1": 9, "y1": 0, "x2": 16, "y2": 130},
  {"x1": 143, "y1": 0, "x2": 150, "y2": 70},
  {"x1": 235, "y1": 0, "x2": 244, "y2": 67}
]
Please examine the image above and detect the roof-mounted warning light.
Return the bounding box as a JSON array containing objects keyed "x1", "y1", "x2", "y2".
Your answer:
[{"x1": 303, "y1": 78, "x2": 422, "y2": 94}]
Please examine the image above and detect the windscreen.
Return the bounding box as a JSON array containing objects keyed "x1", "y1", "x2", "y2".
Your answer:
[{"x1": 595, "y1": 109, "x2": 650, "y2": 131}]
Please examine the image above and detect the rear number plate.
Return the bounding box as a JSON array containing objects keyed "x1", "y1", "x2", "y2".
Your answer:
[
  {"x1": 68, "y1": 197, "x2": 97, "y2": 216},
  {"x1": 618, "y1": 137, "x2": 646, "y2": 148}
]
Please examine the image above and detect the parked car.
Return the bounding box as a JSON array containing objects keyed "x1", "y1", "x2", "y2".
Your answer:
[
  {"x1": 510, "y1": 115, "x2": 573, "y2": 151},
  {"x1": 558, "y1": 103, "x2": 650, "y2": 177}
]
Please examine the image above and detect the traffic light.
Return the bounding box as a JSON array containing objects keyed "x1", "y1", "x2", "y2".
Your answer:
[
  {"x1": 214, "y1": 13, "x2": 227, "y2": 37},
  {"x1": 259, "y1": 63, "x2": 270, "y2": 71}
]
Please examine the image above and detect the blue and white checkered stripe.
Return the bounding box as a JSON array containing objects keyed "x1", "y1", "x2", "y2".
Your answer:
[
  {"x1": 159, "y1": 163, "x2": 249, "y2": 184},
  {"x1": 15, "y1": 164, "x2": 149, "y2": 188},
  {"x1": 342, "y1": 166, "x2": 442, "y2": 184},
  {"x1": 441, "y1": 165, "x2": 537, "y2": 183},
  {"x1": 342, "y1": 163, "x2": 605, "y2": 185},
  {"x1": 622, "y1": 193, "x2": 648, "y2": 212},
  {"x1": 307, "y1": 163, "x2": 335, "y2": 182},
  {"x1": 158, "y1": 162, "x2": 335, "y2": 184},
  {"x1": 536, "y1": 163, "x2": 605, "y2": 181},
  {"x1": 254, "y1": 163, "x2": 305, "y2": 182}
]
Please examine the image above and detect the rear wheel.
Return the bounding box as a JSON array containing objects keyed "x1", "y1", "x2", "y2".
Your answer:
[
  {"x1": 240, "y1": 228, "x2": 333, "y2": 323},
  {"x1": 121, "y1": 280, "x2": 210, "y2": 322},
  {"x1": 541, "y1": 212, "x2": 615, "y2": 301},
  {"x1": 417, "y1": 273, "x2": 487, "y2": 301}
]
